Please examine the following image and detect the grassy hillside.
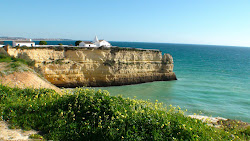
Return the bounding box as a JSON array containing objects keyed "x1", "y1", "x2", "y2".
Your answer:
[
  {"x1": 0, "y1": 52, "x2": 60, "y2": 92},
  {"x1": 0, "y1": 85, "x2": 249, "y2": 140},
  {"x1": 0, "y1": 52, "x2": 35, "y2": 75}
]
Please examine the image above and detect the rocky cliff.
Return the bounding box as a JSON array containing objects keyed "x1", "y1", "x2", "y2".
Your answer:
[{"x1": 7, "y1": 47, "x2": 177, "y2": 87}]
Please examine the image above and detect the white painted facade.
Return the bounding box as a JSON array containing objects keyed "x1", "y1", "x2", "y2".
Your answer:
[
  {"x1": 79, "y1": 41, "x2": 96, "y2": 47},
  {"x1": 13, "y1": 40, "x2": 35, "y2": 47},
  {"x1": 96, "y1": 40, "x2": 111, "y2": 47},
  {"x1": 78, "y1": 36, "x2": 111, "y2": 47}
]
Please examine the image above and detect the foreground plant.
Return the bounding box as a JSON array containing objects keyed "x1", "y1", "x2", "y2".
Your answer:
[{"x1": 0, "y1": 85, "x2": 249, "y2": 140}]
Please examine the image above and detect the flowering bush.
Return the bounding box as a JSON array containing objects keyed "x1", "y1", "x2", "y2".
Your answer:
[{"x1": 0, "y1": 85, "x2": 248, "y2": 140}]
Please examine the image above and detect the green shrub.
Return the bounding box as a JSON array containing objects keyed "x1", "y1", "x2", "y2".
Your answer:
[
  {"x1": 29, "y1": 134, "x2": 44, "y2": 139},
  {"x1": 54, "y1": 59, "x2": 64, "y2": 65},
  {"x1": 75, "y1": 40, "x2": 82, "y2": 46},
  {"x1": 0, "y1": 53, "x2": 35, "y2": 67},
  {"x1": 0, "y1": 54, "x2": 12, "y2": 62},
  {"x1": 39, "y1": 41, "x2": 47, "y2": 45},
  {"x1": 103, "y1": 60, "x2": 115, "y2": 67},
  {"x1": 0, "y1": 85, "x2": 248, "y2": 141},
  {"x1": 0, "y1": 53, "x2": 36, "y2": 75},
  {"x1": 7, "y1": 62, "x2": 21, "y2": 69},
  {"x1": 54, "y1": 46, "x2": 64, "y2": 51}
]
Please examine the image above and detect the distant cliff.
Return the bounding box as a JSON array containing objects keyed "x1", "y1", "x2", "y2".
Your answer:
[{"x1": 6, "y1": 47, "x2": 177, "y2": 87}]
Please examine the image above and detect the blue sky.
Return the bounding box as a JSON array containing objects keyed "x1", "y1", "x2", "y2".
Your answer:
[{"x1": 1, "y1": 0, "x2": 250, "y2": 47}]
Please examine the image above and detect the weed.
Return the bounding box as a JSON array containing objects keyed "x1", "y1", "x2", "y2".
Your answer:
[
  {"x1": 0, "y1": 53, "x2": 35, "y2": 67},
  {"x1": 0, "y1": 54, "x2": 12, "y2": 62},
  {"x1": 7, "y1": 62, "x2": 21, "y2": 69}
]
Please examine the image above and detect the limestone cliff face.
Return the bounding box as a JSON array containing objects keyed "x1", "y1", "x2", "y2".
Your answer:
[{"x1": 7, "y1": 47, "x2": 177, "y2": 87}]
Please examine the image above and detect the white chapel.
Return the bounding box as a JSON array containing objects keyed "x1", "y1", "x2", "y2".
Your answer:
[{"x1": 79, "y1": 36, "x2": 111, "y2": 47}]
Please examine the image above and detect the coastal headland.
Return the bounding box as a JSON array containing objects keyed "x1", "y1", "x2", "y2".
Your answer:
[
  {"x1": 5, "y1": 46, "x2": 177, "y2": 87},
  {"x1": 0, "y1": 46, "x2": 249, "y2": 141}
]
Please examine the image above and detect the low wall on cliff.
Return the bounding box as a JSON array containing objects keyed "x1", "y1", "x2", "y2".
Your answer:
[{"x1": 7, "y1": 46, "x2": 177, "y2": 87}]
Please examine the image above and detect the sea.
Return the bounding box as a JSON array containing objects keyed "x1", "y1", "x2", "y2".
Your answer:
[{"x1": 4, "y1": 41, "x2": 250, "y2": 122}]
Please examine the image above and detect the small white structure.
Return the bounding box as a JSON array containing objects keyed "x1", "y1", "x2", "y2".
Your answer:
[
  {"x1": 0, "y1": 44, "x2": 4, "y2": 47},
  {"x1": 79, "y1": 41, "x2": 96, "y2": 47},
  {"x1": 13, "y1": 39, "x2": 35, "y2": 47},
  {"x1": 79, "y1": 36, "x2": 111, "y2": 47},
  {"x1": 95, "y1": 40, "x2": 111, "y2": 47}
]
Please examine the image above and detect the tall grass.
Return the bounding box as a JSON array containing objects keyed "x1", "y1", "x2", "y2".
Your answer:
[
  {"x1": 0, "y1": 53, "x2": 35, "y2": 67},
  {"x1": 0, "y1": 53, "x2": 35, "y2": 76},
  {"x1": 0, "y1": 85, "x2": 249, "y2": 140}
]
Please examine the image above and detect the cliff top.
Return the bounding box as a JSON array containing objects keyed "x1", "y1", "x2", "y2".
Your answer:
[{"x1": 9, "y1": 46, "x2": 161, "y2": 53}]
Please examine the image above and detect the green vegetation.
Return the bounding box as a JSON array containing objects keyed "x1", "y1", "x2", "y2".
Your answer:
[
  {"x1": 7, "y1": 62, "x2": 21, "y2": 70},
  {"x1": 64, "y1": 47, "x2": 81, "y2": 51},
  {"x1": 110, "y1": 47, "x2": 160, "y2": 54},
  {"x1": 0, "y1": 53, "x2": 35, "y2": 75},
  {"x1": 0, "y1": 85, "x2": 248, "y2": 140},
  {"x1": 43, "y1": 59, "x2": 65, "y2": 65},
  {"x1": 58, "y1": 43, "x2": 63, "y2": 45},
  {"x1": 12, "y1": 46, "x2": 65, "y2": 51},
  {"x1": 10, "y1": 46, "x2": 161, "y2": 55},
  {"x1": 0, "y1": 53, "x2": 11, "y2": 62},
  {"x1": 0, "y1": 53, "x2": 35, "y2": 66},
  {"x1": 54, "y1": 46, "x2": 64, "y2": 51},
  {"x1": 103, "y1": 59, "x2": 115, "y2": 67},
  {"x1": 29, "y1": 134, "x2": 44, "y2": 140},
  {"x1": 39, "y1": 41, "x2": 47, "y2": 45},
  {"x1": 75, "y1": 40, "x2": 82, "y2": 46}
]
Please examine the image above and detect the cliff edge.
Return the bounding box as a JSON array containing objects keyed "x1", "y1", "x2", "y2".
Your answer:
[{"x1": 6, "y1": 47, "x2": 177, "y2": 87}]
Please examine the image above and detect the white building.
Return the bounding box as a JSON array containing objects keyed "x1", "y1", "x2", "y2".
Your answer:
[
  {"x1": 79, "y1": 41, "x2": 96, "y2": 47},
  {"x1": 95, "y1": 40, "x2": 111, "y2": 47},
  {"x1": 13, "y1": 39, "x2": 35, "y2": 47},
  {"x1": 0, "y1": 44, "x2": 4, "y2": 47},
  {"x1": 79, "y1": 36, "x2": 111, "y2": 47}
]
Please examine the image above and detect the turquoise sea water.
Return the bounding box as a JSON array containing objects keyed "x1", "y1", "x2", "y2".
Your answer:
[
  {"x1": 101, "y1": 42, "x2": 250, "y2": 122},
  {"x1": 4, "y1": 41, "x2": 250, "y2": 122}
]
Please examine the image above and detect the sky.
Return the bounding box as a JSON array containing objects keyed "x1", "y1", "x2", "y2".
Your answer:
[{"x1": 1, "y1": 0, "x2": 250, "y2": 47}]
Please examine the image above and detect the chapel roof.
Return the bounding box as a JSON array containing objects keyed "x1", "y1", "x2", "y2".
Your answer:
[
  {"x1": 83, "y1": 41, "x2": 94, "y2": 44},
  {"x1": 93, "y1": 36, "x2": 99, "y2": 43}
]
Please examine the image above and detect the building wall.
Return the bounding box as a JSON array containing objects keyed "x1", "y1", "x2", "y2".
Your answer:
[
  {"x1": 99, "y1": 40, "x2": 111, "y2": 47},
  {"x1": 79, "y1": 42, "x2": 84, "y2": 46},
  {"x1": 13, "y1": 42, "x2": 35, "y2": 47},
  {"x1": 79, "y1": 42, "x2": 97, "y2": 47},
  {"x1": 79, "y1": 40, "x2": 111, "y2": 47}
]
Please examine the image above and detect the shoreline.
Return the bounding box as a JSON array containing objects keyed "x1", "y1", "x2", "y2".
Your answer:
[{"x1": 188, "y1": 115, "x2": 249, "y2": 128}]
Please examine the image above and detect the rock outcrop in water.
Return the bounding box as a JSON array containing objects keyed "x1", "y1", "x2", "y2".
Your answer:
[{"x1": 6, "y1": 47, "x2": 177, "y2": 87}]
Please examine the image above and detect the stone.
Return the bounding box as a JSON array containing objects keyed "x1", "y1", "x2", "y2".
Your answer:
[{"x1": 7, "y1": 47, "x2": 177, "y2": 87}]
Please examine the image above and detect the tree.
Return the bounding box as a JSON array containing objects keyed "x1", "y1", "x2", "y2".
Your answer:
[
  {"x1": 75, "y1": 40, "x2": 82, "y2": 46},
  {"x1": 39, "y1": 41, "x2": 47, "y2": 45},
  {"x1": 58, "y1": 43, "x2": 63, "y2": 45}
]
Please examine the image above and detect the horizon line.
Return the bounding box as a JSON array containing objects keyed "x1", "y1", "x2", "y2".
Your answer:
[{"x1": 1, "y1": 37, "x2": 249, "y2": 48}]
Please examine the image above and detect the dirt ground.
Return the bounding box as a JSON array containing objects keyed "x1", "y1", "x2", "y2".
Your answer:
[
  {"x1": 0, "y1": 63, "x2": 59, "y2": 140},
  {"x1": 0, "y1": 121, "x2": 38, "y2": 141},
  {"x1": 0, "y1": 63, "x2": 61, "y2": 93}
]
